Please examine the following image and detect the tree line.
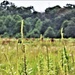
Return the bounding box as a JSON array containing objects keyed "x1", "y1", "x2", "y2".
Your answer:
[{"x1": 0, "y1": 0, "x2": 75, "y2": 38}]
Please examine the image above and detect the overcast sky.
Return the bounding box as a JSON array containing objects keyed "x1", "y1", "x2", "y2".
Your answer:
[{"x1": 0, "y1": 0, "x2": 75, "y2": 12}]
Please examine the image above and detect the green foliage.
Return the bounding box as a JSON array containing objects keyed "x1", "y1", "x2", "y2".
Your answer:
[
  {"x1": 26, "y1": 29, "x2": 40, "y2": 38},
  {"x1": 0, "y1": 20, "x2": 6, "y2": 34},
  {"x1": 15, "y1": 33, "x2": 21, "y2": 38},
  {"x1": 64, "y1": 25, "x2": 75, "y2": 38},
  {"x1": 0, "y1": 1, "x2": 75, "y2": 38},
  {"x1": 44, "y1": 27, "x2": 55, "y2": 38},
  {"x1": 40, "y1": 19, "x2": 51, "y2": 35},
  {"x1": 35, "y1": 19, "x2": 42, "y2": 31},
  {"x1": 2, "y1": 32, "x2": 9, "y2": 38},
  {"x1": 62, "y1": 20, "x2": 69, "y2": 29}
]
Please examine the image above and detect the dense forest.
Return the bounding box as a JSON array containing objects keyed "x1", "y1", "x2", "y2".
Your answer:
[{"x1": 0, "y1": 0, "x2": 75, "y2": 38}]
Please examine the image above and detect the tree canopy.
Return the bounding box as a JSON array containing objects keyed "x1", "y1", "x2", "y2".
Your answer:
[{"x1": 0, "y1": 0, "x2": 75, "y2": 38}]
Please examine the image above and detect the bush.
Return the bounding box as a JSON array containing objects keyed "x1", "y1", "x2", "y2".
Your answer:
[
  {"x1": 26, "y1": 29, "x2": 40, "y2": 38},
  {"x1": 44, "y1": 27, "x2": 55, "y2": 38}
]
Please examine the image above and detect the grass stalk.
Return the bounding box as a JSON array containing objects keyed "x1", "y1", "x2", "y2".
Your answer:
[
  {"x1": 38, "y1": 53, "x2": 44, "y2": 75},
  {"x1": 4, "y1": 53, "x2": 13, "y2": 75},
  {"x1": 16, "y1": 41, "x2": 19, "y2": 75},
  {"x1": 46, "y1": 46, "x2": 50, "y2": 73},
  {"x1": 21, "y1": 20, "x2": 24, "y2": 43},
  {"x1": 22, "y1": 44, "x2": 27, "y2": 75}
]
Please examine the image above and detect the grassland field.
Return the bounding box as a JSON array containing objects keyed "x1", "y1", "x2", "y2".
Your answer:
[{"x1": 0, "y1": 38, "x2": 75, "y2": 75}]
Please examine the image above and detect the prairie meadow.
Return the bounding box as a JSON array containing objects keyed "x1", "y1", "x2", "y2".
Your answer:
[{"x1": 0, "y1": 38, "x2": 75, "y2": 75}]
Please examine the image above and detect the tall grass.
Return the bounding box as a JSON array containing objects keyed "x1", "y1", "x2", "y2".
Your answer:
[
  {"x1": 0, "y1": 38, "x2": 75, "y2": 75},
  {"x1": 21, "y1": 20, "x2": 24, "y2": 41},
  {"x1": 61, "y1": 27, "x2": 64, "y2": 40},
  {"x1": 38, "y1": 53, "x2": 44, "y2": 75}
]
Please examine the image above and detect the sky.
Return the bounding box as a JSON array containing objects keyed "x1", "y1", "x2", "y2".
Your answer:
[{"x1": 0, "y1": 0, "x2": 75, "y2": 12}]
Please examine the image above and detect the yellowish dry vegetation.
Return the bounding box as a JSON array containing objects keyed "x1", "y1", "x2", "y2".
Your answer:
[{"x1": 0, "y1": 38, "x2": 75, "y2": 75}]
